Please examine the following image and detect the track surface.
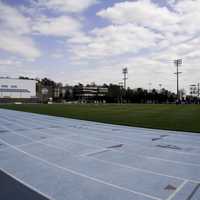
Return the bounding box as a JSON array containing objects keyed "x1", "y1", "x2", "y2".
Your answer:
[
  {"x1": 0, "y1": 108, "x2": 200, "y2": 200},
  {"x1": 0, "y1": 170, "x2": 50, "y2": 200}
]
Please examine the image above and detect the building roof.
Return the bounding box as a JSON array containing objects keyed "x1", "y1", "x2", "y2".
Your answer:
[{"x1": 0, "y1": 77, "x2": 36, "y2": 82}]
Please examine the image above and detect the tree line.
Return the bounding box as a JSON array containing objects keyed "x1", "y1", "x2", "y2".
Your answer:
[{"x1": 19, "y1": 77, "x2": 199, "y2": 104}]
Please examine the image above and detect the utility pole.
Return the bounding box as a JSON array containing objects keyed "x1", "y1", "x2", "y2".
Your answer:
[
  {"x1": 122, "y1": 67, "x2": 128, "y2": 90},
  {"x1": 174, "y1": 59, "x2": 182, "y2": 101}
]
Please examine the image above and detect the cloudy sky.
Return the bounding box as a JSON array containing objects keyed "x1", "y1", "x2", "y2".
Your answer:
[{"x1": 0, "y1": 0, "x2": 200, "y2": 92}]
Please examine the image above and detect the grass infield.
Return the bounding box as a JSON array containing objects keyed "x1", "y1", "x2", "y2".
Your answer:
[{"x1": 0, "y1": 103, "x2": 200, "y2": 133}]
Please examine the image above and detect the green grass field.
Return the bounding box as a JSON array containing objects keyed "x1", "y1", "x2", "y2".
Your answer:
[{"x1": 0, "y1": 104, "x2": 200, "y2": 133}]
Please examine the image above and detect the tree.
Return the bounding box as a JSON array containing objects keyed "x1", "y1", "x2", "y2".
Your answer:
[{"x1": 106, "y1": 84, "x2": 121, "y2": 103}]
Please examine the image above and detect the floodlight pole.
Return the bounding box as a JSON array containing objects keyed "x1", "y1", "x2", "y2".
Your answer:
[
  {"x1": 174, "y1": 59, "x2": 182, "y2": 101},
  {"x1": 122, "y1": 68, "x2": 128, "y2": 90}
]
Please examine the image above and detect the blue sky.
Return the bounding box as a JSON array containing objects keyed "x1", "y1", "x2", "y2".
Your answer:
[{"x1": 0, "y1": 0, "x2": 200, "y2": 93}]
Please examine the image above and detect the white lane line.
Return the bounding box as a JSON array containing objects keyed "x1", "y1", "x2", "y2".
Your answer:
[
  {"x1": 44, "y1": 120, "x2": 200, "y2": 145},
  {"x1": 2, "y1": 113, "x2": 200, "y2": 157},
  {"x1": 0, "y1": 119, "x2": 111, "y2": 157},
  {"x1": 9, "y1": 116, "x2": 200, "y2": 162},
  {"x1": 32, "y1": 114, "x2": 179, "y2": 138},
  {"x1": 46, "y1": 139, "x2": 200, "y2": 167},
  {"x1": 2, "y1": 112, "x2": 200, "y2": 181},
  {"x1": 1, "y1": 118, "x2": 200, "y2": 184},
  {"x1": 47, "y1": 130, "x2": 200, "y2": 157},
  {"x1": 81, "y1": 154, "x2": 200, "y2": 184},
  {"x1": 0, "y1": 138, "x2": 161, "y2": 200},
  {"x1": 0, "y1": 121, "x2": 106, "y2": 151},
  {"x1": 0, "y1": 141, "x2": 40, "y2": 152},
  {"x1": 165, "y1": 180, "x2": 188, "y2": 200},
  {"x1": 1, "y1": 116, "x2": 121, "y2": 150},
  {"x1": 128, "y1": 154, "x2": 200, "y2": 167},
  {"x1": 1, "y1": 114, "x2": 62, "y2": 129},
  {"x1": 2, "y1": 124, "x2": 200, "y2": 188},
  {"x1": 0, "y1": 124, "x2": 187, "y2": 183},
  {"x1": 38, "y1": 124, "x2": 200, "y2": 156},
  {"x1": 0, "y1": 125, "x2": 36, "y2": 141},
  {"x1": 0, "y1": 168, "x2": 56, "y2": 200},
  {"x1": 4, "y1": 125, "x2": 199, "y2": 185},
  {"x1": 14, "y1": 125, "x2": 200, "y2": 168},
  {"x1": 2, "y1": 108, "x2": 200, "y2": 137},
  {"x1": 46, "y1": 132, "x2": 200, "y2": 167},
  {"x1": 0, "y1": 113, "x2": 174, "y2": 144},
  {"x1": 43, "y1": 132, "x2": 200, "y2": 156},
  {"x1": 15, "y1": 141, "x2": 41, "y2": 148},
  {"x1": 14, "y1": 133, "x2": 200, "y2": 184},
  {"x1": 3, "y1": 113, "x2": 200, "y2": 161}
]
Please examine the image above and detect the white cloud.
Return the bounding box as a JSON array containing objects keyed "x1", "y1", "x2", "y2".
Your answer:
[
  {"x1": 174, "y1": 0, "x2": 200, "y2": 36},
  {"x1": 97, "y1": 0, "x2": 179, "y2": 32},
  {"x1": 68, "y1": 32, "x2": 92, "y2": 44},
  {"x1": 94, "y1": 0, "x2": 200, "y2": 60},
  {"x1": 51, "y1": 52, "x2": 64, "y2": 59},
  {"x1": 0, "y1": 1, "x2": 41, "y2": 59},
  {"x1": 0, "y1": 31, "x2": 41, "y2": 59},
  {"x1": 0, "y1": 59, "x2": 21, "y2": 65},
  {"x1": 97, "y1": 1, "x2": 200, "y2": 43},
  {"x1": 66, "y1": 0, "x2": 200, "y2": 92},
  {"x1": 0, "y1": 1, "x2": 31, "y2": 34},
  {"x1": 35, "y1": 0, "x2": 98, "y2": 13},
  {"x1": 69, "y1": 24, "x2": 162, "y2": 59},
  {"x1": 32, "y1": 16, "x2": 81, "y2": 37},
  {"x1": 1, "y1": 0, "x2": 200, "y2": 92}
]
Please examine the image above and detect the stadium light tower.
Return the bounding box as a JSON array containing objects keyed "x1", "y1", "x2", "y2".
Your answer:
[
  {"x1": 122, "y1": 67, "x2": 128, "y2": 90},
  {"x1": 174, "y1": 59, "x2": 182, "y2": 100}
]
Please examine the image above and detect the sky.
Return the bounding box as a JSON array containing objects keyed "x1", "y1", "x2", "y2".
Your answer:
[{"x1": 0, "y1": 0, "x2": 200, "y2": 93}]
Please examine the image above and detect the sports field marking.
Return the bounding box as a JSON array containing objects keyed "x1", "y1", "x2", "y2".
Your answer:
[
  {"x1": 6, "y1": 114, "x2": 200, "y2": 156},
  {"x1": 1, "y1": 116, "x2": 200, "y2": 170},
  {"x1": 1, "y1": 109, "x2": 200, "y2": 200},
  {"x1": 0, "y1": 138, "x2": 162, "y2": 200},
  {"x1": 3, "y1": 110, "x2": 200, "y2": 149},
  {"x1": 165, "y1": 180, "x2": 188, "y2": 200},
  {"x1": 2, "y1": 120, "x2": 200, "y2": 186},
  {"x1": 81, "y1": 153, "x2": 200, "y2": 184}
]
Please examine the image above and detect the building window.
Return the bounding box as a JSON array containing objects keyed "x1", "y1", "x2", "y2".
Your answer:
[
  {"x1": 11, "y1": 85, "x2": 17, "y2": 88},
  {"x1": 1, "y1": 85, "x2": 8, "y2": 88}
]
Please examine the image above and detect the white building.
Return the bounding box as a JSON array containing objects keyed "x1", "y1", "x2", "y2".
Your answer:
[{"x1": 0, "y1": 78, "x2": 36, "y2": 99}]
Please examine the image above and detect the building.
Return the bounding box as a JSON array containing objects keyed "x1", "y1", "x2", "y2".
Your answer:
[
  {"x1": 60, "y1": 85, "x2": 74, "y2": 100},
  {"x1": 36, "y1": 79, "x2": 69, "y2": 103},
  {"x1": 74, "y1": 84, "x2": 108, "y2": 102},
  {"x1": 0, "y1": 77, "x2": 36, "y2": 99}
]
